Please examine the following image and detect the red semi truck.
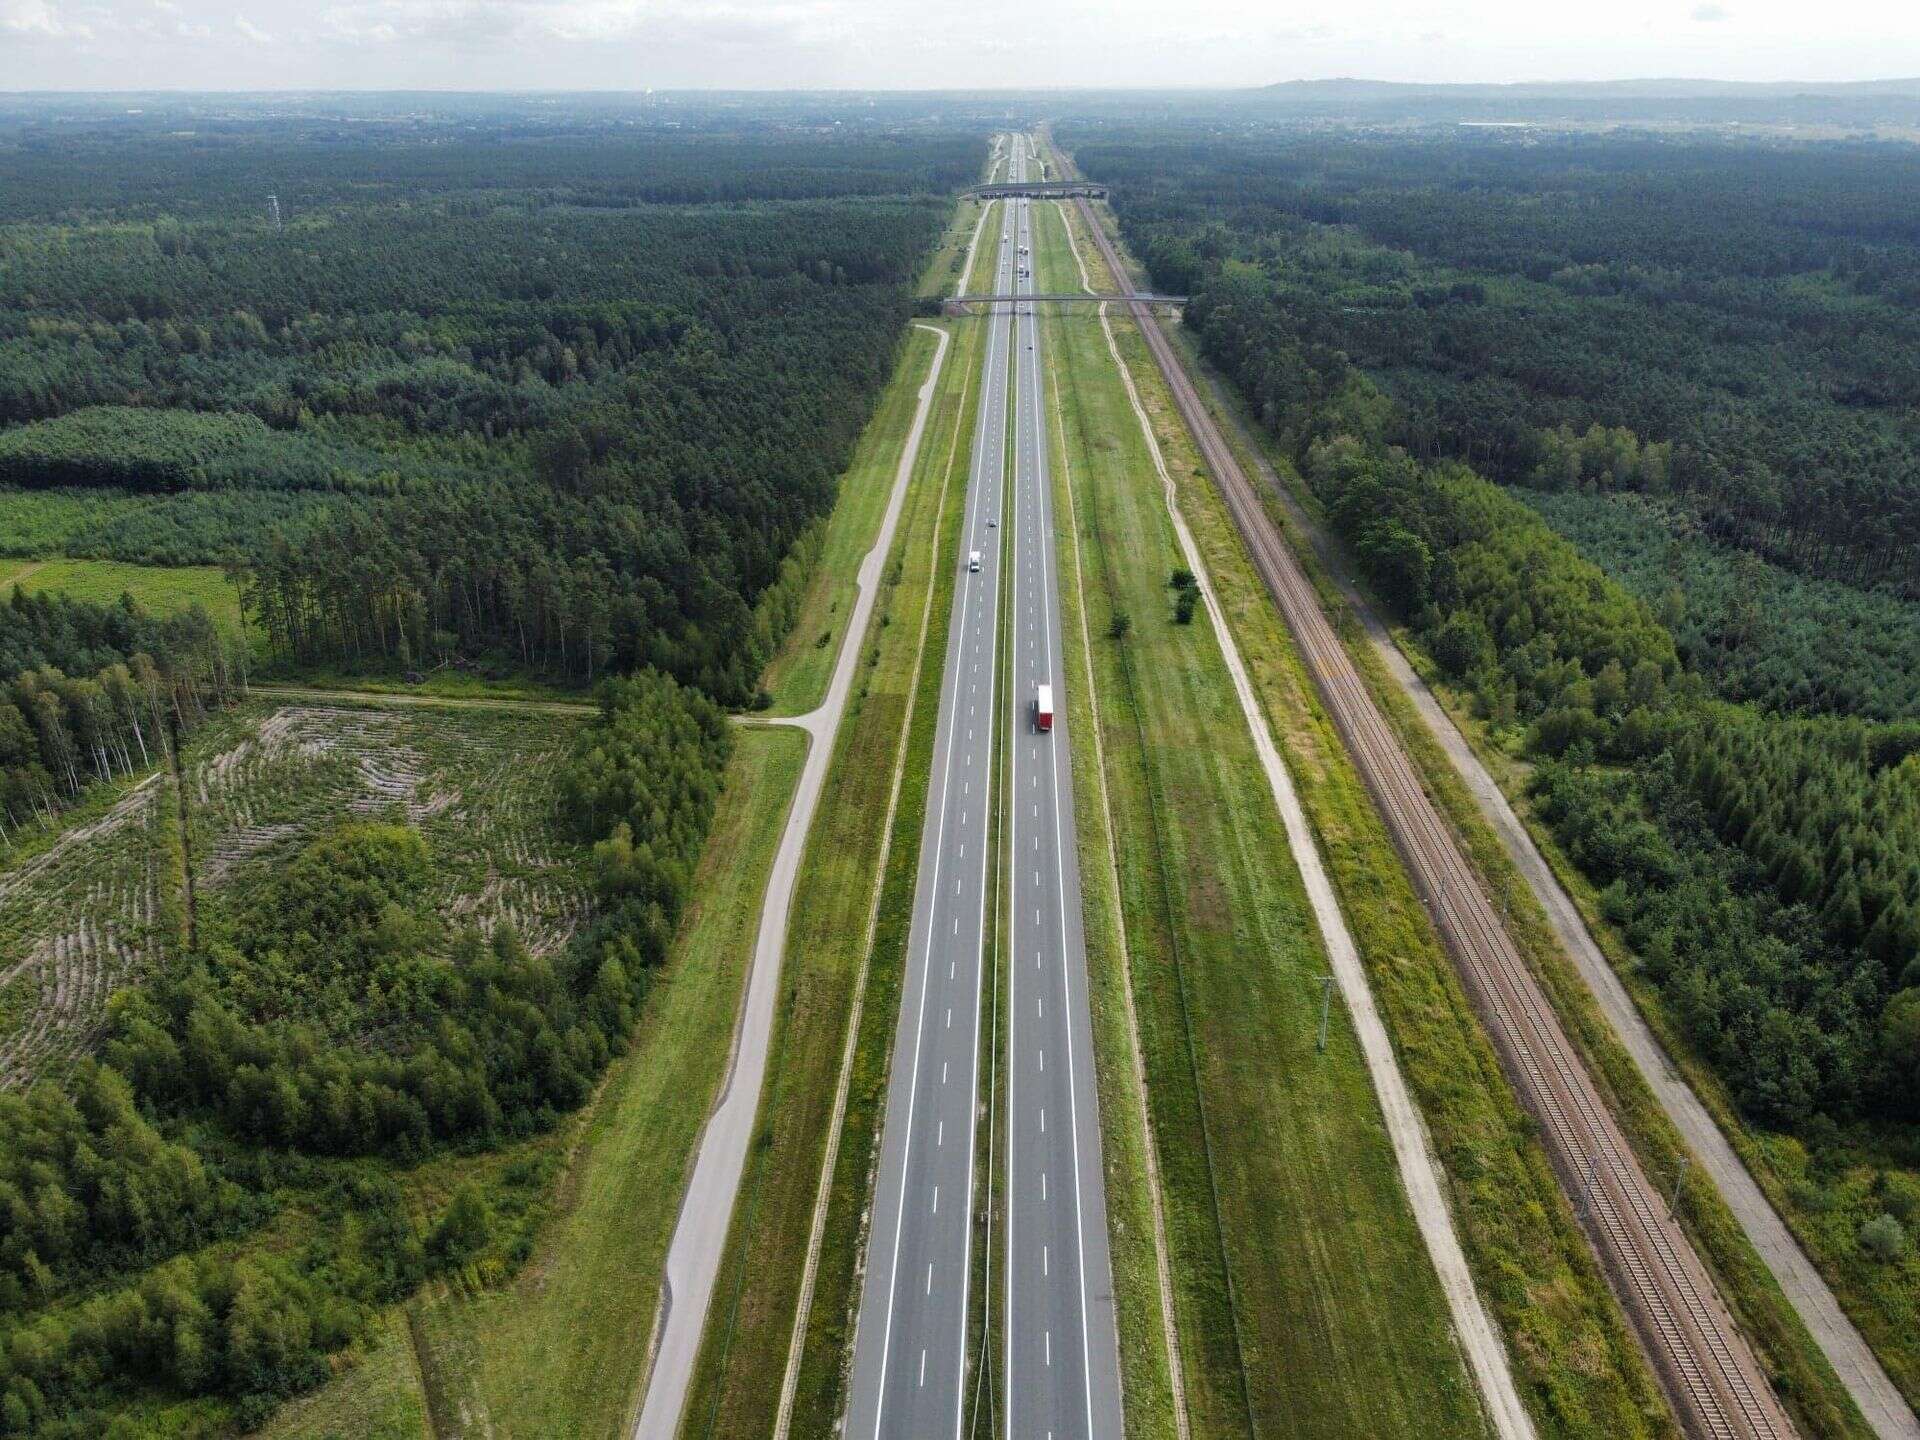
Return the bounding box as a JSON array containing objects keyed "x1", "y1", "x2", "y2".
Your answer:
[{"x1": 1034, "y1": 683, "x2": 1054, "y2": 733}]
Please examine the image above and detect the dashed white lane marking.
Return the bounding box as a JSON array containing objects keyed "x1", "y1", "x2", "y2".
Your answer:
[
  {"x1": 932, "y1": 1184, "x2": 939, "y2": 1213},
  {"x1": 926, "y1": 1262, "x2": 934, "y2": 1295},
  {"x1": 1040, "y1": 1108, "x2": 1046, "y2": 1134},
  {"x1": 938, "y1": 1119, "x2": 944, "y2": 1146},
  {"x1": 1043, "y1": 1244, "x2": 1049, "y2": 1277},
  {"x1": 919, "y1": 1350, "x2": 926, "y2": 1387},
  {"x1": 946, "y1": 1007, "x2": 952, "y2": 1029},
  {"x1": 1045, "y1": 1331, "x2": 1052, "y2": 1367}
]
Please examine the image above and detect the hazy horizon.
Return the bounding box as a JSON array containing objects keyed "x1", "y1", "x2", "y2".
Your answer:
[{"x1": 4, "y1": 0, "x2": 1918, "y2": 94}]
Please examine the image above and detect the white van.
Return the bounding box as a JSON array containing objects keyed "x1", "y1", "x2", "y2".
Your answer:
[{"x1": 968, "y1": 550, "x2": 982, "y2": 573}]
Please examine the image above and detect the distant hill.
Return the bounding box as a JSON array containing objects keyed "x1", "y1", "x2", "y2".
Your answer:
[{"x1": 1258, "y1": 77, "x2": 1920, "y2": 100}]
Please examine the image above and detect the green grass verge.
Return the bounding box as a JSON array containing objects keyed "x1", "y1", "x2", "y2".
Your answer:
[
  {"x1": 1033, "y1": 199, "x2": 1486, "y2": 1440},
  {"x1": 919, "y1": 199, "x2": 988, "y2": 300},
  {"x1": 1155, "y1": 297, "x2": 1873, "y2": 1438},
  {"x1": 254, "y1": 1311, "x2": 430, "y2": 1440},
  {"x1": 760, "y1": 324, "x2": 942, "y2": 715},
  {"x1": 678, "y1": 307, "x2": 980, "y2": 1437}
]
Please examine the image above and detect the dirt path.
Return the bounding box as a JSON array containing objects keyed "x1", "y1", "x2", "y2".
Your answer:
[
  {"x1": 248, "y1": 684, "x2": 595, "y2": 716},
  {"x1": 1188, "y1": 356, "x2": 1919, "y2": 1440},
  {"x1": 0, "y1": 559, "x2": 50, "y2": 590},
  {"x1": 632, "y1": 321, "x2": 952, "y2": 1440}
]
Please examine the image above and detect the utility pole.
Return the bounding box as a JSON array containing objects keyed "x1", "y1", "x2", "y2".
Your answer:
[
  {"x1": 1670, "y1": 1157, "x2": 1690, "y2": 1216},
  {"x1": 1317, "y1": 974, "x2": 1335, "y2": 1053}
]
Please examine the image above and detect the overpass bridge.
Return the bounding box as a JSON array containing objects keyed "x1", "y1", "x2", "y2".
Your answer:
[
  {"x1": 962, "y1": 180, "x2": 1107, "y2": 200},
  {"x1": 946, "y1": 291, "x2": 1185, "y2": 310}
]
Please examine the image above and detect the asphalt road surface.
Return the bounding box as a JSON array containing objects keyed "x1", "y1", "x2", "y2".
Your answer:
[{"x1": 846, "y1": 132, "x2": 1123, "y2": 1440}]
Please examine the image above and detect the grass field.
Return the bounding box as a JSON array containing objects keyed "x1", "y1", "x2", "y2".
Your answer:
[
  {"x1": 1030, "y1": 197, "x2": 1487, "y2": 1439},
  {"x1": 255, "y1": 1312, "x2": 430, "y2": 1440},
  {"x1": 759, "y1": 323, "x2": 943, "y2": 715},
  {"x1": 918, "y1": 198, "x2": 988, "y2": 300},
  {"x1": 0, "y1": 554, "x2": 247, "y2": 635}
]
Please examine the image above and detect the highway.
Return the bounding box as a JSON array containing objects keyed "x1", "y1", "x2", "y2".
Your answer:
[{"x1": 847, "y1": 132, "x2": 1124, "y2": 1440}]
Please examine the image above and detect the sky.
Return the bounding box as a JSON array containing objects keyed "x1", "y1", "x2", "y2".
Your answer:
[{"x1": 2, "y1": 0, "x2": 1918, "y2": 92}]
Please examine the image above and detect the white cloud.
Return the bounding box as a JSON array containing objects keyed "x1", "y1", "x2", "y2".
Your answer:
[
  {"x1": 1, "y1": 0, "x2": 90, "y2": 36},
  {"x1": 1691, "y1": 2, "x2": 1731, "y2": 19},
  {"x1": 235, "y1": 10, "x2": 272, "y2": 38},
  {"x1": 305, "y1": 0, "x2": 838, "y2": 49}
]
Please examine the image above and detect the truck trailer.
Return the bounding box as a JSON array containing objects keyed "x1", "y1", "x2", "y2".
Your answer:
[{"x1": 1034, "y1": 683, "x2": 1054, "y2": 733}]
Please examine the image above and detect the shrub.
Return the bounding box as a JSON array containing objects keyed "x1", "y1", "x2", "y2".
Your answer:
[{"x1": 1859, "y1": 1213, "x2": 1908, "y2": 1263}]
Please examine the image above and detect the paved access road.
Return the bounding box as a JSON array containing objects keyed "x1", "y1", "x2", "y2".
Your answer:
[{"x1": 847, "y1": 132, "x2": 1123, "y2": 1440}]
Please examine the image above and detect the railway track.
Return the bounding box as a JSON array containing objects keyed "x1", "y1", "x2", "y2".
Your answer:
[{"x1": 1072, "y1": 192, "x2": 1797, "y2": 1440}]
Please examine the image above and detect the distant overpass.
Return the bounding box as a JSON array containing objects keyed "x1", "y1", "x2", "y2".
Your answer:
[
  {"x1": 963, "y1": 181, "x2": 1108, "y2": 200},
  {"x1": 946, "y1": 291, "x2": 1185, "y2": 310}
]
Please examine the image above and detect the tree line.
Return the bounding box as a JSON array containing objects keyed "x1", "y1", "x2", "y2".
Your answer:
[
  {"x1": 0, "y1": 118, "x2": 965, "y2": 1430},
  {"x1": 0, "y1": 588, "x2": 247, "y2": 840},
  {"x1": 1076, "y1": 129, "x2": 1920, "y2": 597}
]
